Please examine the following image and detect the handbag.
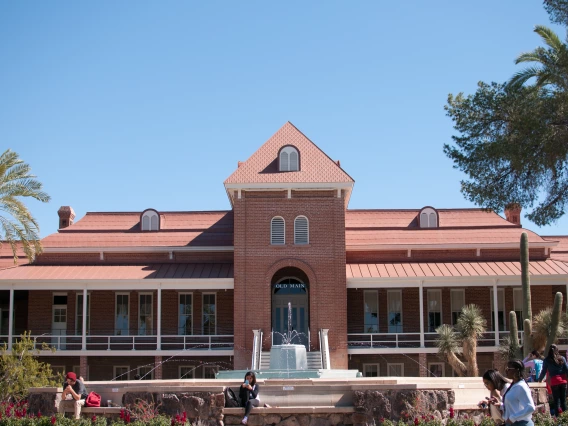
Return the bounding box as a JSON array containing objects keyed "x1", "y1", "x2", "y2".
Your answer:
[{"x1": 85, "y1": 391, "x2": 101, "y2": 407}]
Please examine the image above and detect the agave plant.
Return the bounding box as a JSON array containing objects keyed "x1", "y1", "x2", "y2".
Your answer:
[
  {"x1": 457, "y1": 304, "x2": 487, "y2": 376},
  {"x1": 435, "y1": 324, "x2": 467, "y2": 377}
]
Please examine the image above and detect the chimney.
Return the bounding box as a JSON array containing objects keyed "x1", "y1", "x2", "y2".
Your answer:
[
  {"x1": 505, "y1": 203, "x2": 521, "y2": 225},
  {"x1": 237, "y1": 161, "x2": 243, "y2": 168},
  {"x1": 58, "y1": 206, "x2": 76, "y2": 229}
]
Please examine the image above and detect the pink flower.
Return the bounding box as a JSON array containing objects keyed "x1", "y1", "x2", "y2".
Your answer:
[
  {"x1": 414, "y1": 417, "x2": 419, "y2": 425},
  {"x1": 51, "y1": 415, "x2": 57, "y2": 424},
  {"x1": 92, "y1": 415, "x2": 97, "y2": 422},
  {"x1": 449, "y1": 407, "x2": 455, "y2": 419},
  {"x1": 120, "y1": 409, "x2": 125, "y2": 419},
  {"x1": 37, "y1": 411, "x2": 42, "y2": 418}
]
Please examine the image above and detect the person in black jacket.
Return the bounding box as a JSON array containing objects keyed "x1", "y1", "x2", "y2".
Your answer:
[
  {"x1": 239, "y1": 371, "x2": 260, "y2": 425},
  {"x1": 538, "y1": 344, "x2": 568, "y2": 414}
]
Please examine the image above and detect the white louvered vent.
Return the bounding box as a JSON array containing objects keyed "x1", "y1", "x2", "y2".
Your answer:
[
  {"x1": 271, "y1": 217, "x2": 285, "y2": 245},
  {"x1": 294, "y1": 216, "x2": 309, "y2": 244},
  {"x1": 289, "y1": 151, "x2": 298, "y2": 171}
]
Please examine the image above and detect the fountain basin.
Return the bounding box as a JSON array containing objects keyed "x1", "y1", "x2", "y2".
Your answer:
[
  {"x1": 216, "y1": 368, "x2": 360, "y2": 379},
  {"x1": 270, "y1": 344, "x2": 307, "y2": 370}
]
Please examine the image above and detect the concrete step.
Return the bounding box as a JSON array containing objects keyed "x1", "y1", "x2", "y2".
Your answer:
[{"x1": 260, "y1": 351, "x2": 322, "y2": 370}]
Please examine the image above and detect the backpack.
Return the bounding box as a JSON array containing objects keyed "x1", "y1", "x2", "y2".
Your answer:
[
  {"x1": 224, "y1": 387, "x2": 240, "y2": 408},
  {"x1": 85, "y1": 391, "x2": 101, "y2": 407}
]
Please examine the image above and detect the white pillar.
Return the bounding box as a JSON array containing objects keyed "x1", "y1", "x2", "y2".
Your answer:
[
  {"x1": 82, "y1": 288, "x2": 88, "y2": 351},
  {"x1": 493, "y1": 281, "x2": 500, "y2": 346},
  {"x1": 419, "y1": 282, "x2": 425, "y2": 348},
  {"x1": 8, "y1": 288, "x2": 14, "y2": 351},
  {"x1": 157, "y1": 286, "x2": 162, "y2": 350}
]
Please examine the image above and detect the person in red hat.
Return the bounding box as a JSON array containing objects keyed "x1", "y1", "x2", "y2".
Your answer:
[{"x1": 57, "y1": 371, "x2": 88, "y2": 419}]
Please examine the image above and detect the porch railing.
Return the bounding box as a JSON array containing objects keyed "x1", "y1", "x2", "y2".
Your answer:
[{"x1": 0, "y1": 334, "x2": 234, "y2": 351}]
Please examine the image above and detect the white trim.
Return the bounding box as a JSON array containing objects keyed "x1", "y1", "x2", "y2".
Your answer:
[
  {"x1": 138, "y1": 292, "x2": 153, "y2": 335},
  {"x1": 225, "y1": 182, "x2": 354, "y2": 190},
  {"x1": 387, "y1": 363, "x2": 404, "y2": 377},
  {"x1": 0, "y1": 278, "x2": 234, "y2": 290},
  {"x1": 44, "y1": 246, "x2": 234, "y2": 253},
  {"x1": 178, "y1": 292, "x2": 193, "y2": 335},
  {"x1": 115, "y1": 293, "x2": 130, "y2": 336},
  {"x1": 347, "y1": 242, "x2": 558, "y2": 251},
  {"x1": 8, "y1": 289, "x2": 13, "y2": 350},
  {"x1": 490, "y1": 287, "x2": 506, "y2": 332},
  {"x1": 348, "y1": 346, "x2": 507, "y2": 355},
  {"x1": 113, "y1": 365, "x2": 130, "y2": 381},
  {"x1": 30, "y1": 349, "x2": 234, "y2": 357},
  {"x1": 179, "y1": 365, "x2": 196, "y2": 379},
  {"x1": 202, "y1": 292, "x2": 217, "y2": 335},
  {"x1": 362, "y1": 363, "x2": 380, "y2": 377},
  {"x1": 428, "y1": 362, "x2": 445, "y2": 378},
  {"x1": 347, "y1": 275, "x2": 568, "y2": 288}
]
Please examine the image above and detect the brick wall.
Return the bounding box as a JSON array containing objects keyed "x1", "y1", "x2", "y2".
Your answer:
[{"x1": 233, "y1": 189, "x2": 347, "y2": 369}]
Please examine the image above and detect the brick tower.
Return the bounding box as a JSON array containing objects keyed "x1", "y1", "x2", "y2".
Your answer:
[{"x1": 225, "y1": 122, "x2": 354, "y2": 369}]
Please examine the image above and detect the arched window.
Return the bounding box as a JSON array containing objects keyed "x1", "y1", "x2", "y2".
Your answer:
[
  {"x1": 294, "y1": 216, "x2": 309, "y2": 245},
  {"x1": 141, "y1": 209, "x2": 160, "y2": 231},
  {"x1": 279, "y1": 146, "x2": 299, "y2": 171},
  {"x1": 271, "y1": 217, "x2": 285, "y2": 245},
  {"x1": 419, "y1": 207, "x2": 438, "y2": 228}
]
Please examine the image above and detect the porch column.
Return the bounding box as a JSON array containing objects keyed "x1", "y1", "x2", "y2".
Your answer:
[
  {"x1": 81, "y1": 288, "x2": 87, "y2": 351},
  {"x1": 419, "y1": 281, "x2": 425, "y2": 348},
  {"x1": 154, "y1": 356, "x2": 163, "y2": 380},
  {"x1": 8, "y1": 288, "x2": 14, "y2": 351},
  {"x1": 493, "y1": 281, "x2": 500, "y2": 346},
  {"x1": 156, "y1": 286, "x2": 161, "y2": 350}
]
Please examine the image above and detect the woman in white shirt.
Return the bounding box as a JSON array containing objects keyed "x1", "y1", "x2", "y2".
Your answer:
[{"x1": 490, "y1": 360, "x2": 535, "y2": 426}]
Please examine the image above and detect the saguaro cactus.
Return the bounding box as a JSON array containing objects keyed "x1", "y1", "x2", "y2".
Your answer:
[
  {"x1": 544, "y1": 292, "x2": 564, "y2": 356},
  {"x1": 520, "y1": 232, "x2": 533, "y2": 358},
  {"x1": 509, "y1": 311, "x2": 522, "y2": 360}
]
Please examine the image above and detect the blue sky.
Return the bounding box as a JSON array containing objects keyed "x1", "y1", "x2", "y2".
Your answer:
[{"x1": 1, "y1": 1, "x2": 567, "y2": 238}]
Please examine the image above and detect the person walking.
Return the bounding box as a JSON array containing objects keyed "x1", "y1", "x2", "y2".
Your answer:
[
  {"x1": 480, "y1": 369, "x2": 510, "y2": 424},
  {"x1": 489, "y1": 360, "x2": 535, "y2": 425},
  {"x1": 239, "y1": 371, "x2": 260, "y2": 425},
  {"x1": 523, "y1": 350, "x2": 543, "y2": 382},
  {"x1": 538, "y1": 344, "x2": 568, "y2": 414}
]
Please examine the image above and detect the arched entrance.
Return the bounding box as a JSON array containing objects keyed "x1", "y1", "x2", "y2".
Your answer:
[{"x1": 271, "y1": 267, "x2": 309, "y2": 348}]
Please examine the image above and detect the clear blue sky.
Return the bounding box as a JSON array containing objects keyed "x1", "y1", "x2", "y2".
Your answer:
[{"x1": 1, "y1": 1, "x2": 567, "y2": 238}]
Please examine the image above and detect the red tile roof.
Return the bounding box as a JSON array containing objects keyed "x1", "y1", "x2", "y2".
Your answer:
[
  {"x1": 346, "y1": 227, "x2": 549, "y2": 247},
  {"x1": 0, "y1": 241, "x2": 29, "y2": 269},
  {"x1": 347, "y1": 259, "x2": 568, "y2": 279},
  {"x1": 0, "y1": 263, "x2": 234, "y2": 280},
  {"x1": 346, "y1": 209, "x2": 516, "y2": 228},
  {"x1": 545, "y1": 235, "x2": 568, "y2": 262},
  {"x1": 42, "y1": 211, "x2": 234, "y2": 248},
  {"x1": 224, "y1": 122, "x2": 354, "y2": 184}
]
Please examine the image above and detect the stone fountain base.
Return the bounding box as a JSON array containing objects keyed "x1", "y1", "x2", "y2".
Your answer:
[{"x1": 270, "y1": 344, "x2": 307, "y2": 370}]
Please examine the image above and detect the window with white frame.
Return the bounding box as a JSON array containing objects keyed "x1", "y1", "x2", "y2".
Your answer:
[
  {"x1": 387, "y1": 363, "x2": 404, "y2": 377},
  {"x1": 138, "y1": 293, "x2": 153, "y2": 335},
  {"x1": 141, "y1": 209, "x2": 159, "y2": 231},
  {"x1": 451, "y1": 290, "x2": 465, "y2": 325},
  {"x1": 364, "y1": 290, "x2": 379, "y2": 333},
  {"x1": 52, "y1": 365, "x2": 65, "y2": 376},
  {"x1": 271, "y1": 217, "x2": 285, "y2": 245},
  {"x1": 428, "y1": 362, "x2": 445, "y2": 378},
  {"x1": 179, "y1": 293, "x2": 193, "y2": 335},
  {"x1": 490, "y1": 288, "x2": 506, "y2": 331},
  {"x1": 419, "y1": 207, "x2": 438, "y2": 228},
  {"x1": 113, "y1": 366, "x2": 129, "y2": 381},
  {"x1": 279, "y1": 146, "x2": 299, "y2": 171},
  {"x1": 363, "y1": 364, "x2": 379, "y2": 377},
  {"x1": 76, "y1": 293, "x2": 90, "y2": 335},
  {"x1": 294, "y1": 216, "x2": 309, "y2": 245},
  {"x1": 115, "y1": 293, "x2": 129, "y2": 335},
  {"x1": 203, "y1": 365, "x2": 219, "y2": 379},
  {"x1": 179, "y1": 366, "x2": 196, "y2": 379},
  {"x1": 428, "y1": 290, "x2": 442, "y2": 332},
  {"x1": 203, "y1": 294, "x2": 216, "y2": 335},
  {"x1": 388, "y1": 290, "x2": 402, "y2": 333},
  {"x1": 137, "y1": 366, "x2": 153, "y2": 380},
  {"x1": 513, "y1": 288, "x2": 524, "y2": 330}
]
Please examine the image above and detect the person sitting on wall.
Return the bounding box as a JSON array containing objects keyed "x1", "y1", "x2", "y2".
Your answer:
[
  {"x1": 239, "y1": 371, "x2": 260, "y2": 425},
  {"x1": 57, "y1": 372, "x2": 88, "y2": 419}
]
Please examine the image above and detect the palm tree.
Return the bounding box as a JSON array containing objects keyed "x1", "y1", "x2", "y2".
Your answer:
[
  {"x1": 457, "y1": 304, "x2": 487, "y2": 377},
  {"x1": 0, "y1": 149, "x2": 50, "y2": 263},
  {"x1": 508, "y1": 25, "x2": 568, "y2": 91},
  {"x1": 435, "y1": 324, "x2": 467, "y2": 377}
]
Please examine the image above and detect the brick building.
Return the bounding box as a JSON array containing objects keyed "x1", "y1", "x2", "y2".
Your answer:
[{"x1": 1, "y1": 122, "x2": 567, "y2": 380}]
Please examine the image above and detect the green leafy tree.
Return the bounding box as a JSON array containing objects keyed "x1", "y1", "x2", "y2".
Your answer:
[
  {"x1": 544, "y1": 0, "x2": 568, "y2": 26},
  {"x1": 0, "y1": 332, "x2": 60, "y2": 402},
  {"x1": 0, "y1": 149, "x2": 50, "y2": 263}
]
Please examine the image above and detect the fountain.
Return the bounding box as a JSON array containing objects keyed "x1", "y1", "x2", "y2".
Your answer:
[{"x1": 216, "y1": 302, "x2": 358, "y2": 379}]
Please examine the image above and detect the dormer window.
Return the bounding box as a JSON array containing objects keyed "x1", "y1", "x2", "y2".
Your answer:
[
  {"x1": 141, "y1": 209, "x2": 160, "y2": 231},
  {"x1": 279, "y1": 146, "x2": 299, "y2": 172},
  {"x1": 419, "y1": 207, "x2": 438, "y2": 228}
]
